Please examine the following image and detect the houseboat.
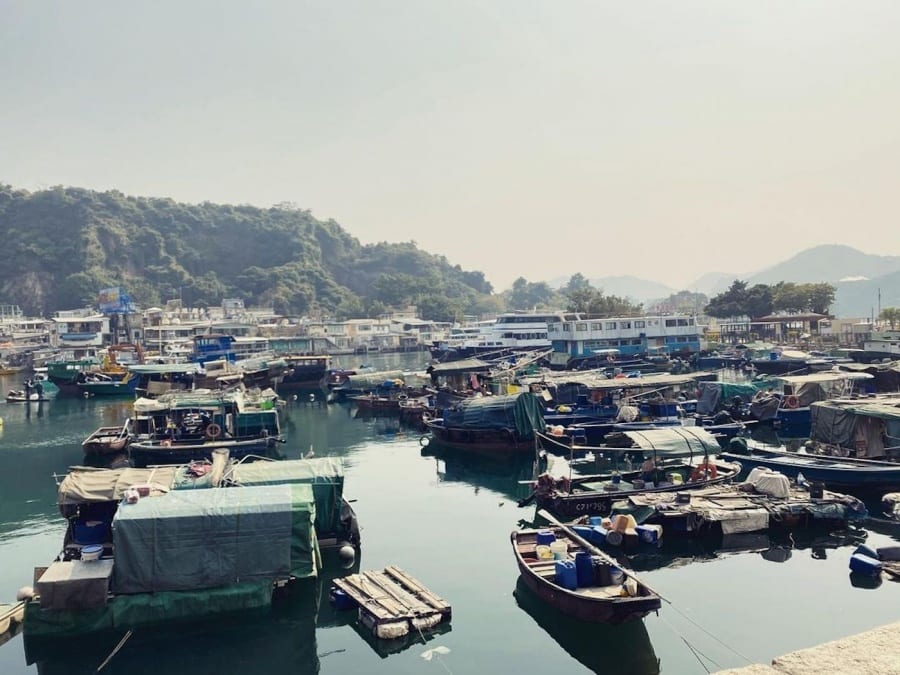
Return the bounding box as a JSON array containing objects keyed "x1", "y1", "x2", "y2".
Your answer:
[
  {"x1": 548, "y1": 314, "x2": 703, "y2": 370},
  {"x1": 127, "y1": 388, "x2": 284, "y2": 466},
  {"x1": 22, "y1": 456, "x2": 327, "y2": 640}
]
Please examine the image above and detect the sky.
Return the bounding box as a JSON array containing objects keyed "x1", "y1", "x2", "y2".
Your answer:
[{"x1": 2, "y1": 1, "x2": 899, "y2": 292}]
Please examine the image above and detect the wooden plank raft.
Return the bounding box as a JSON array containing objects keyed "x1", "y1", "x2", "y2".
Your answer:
[{"x1": 332, "y1": 566, "x2": 451, "y2": 640}]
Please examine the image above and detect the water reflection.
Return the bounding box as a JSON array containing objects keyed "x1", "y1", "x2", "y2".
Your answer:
[
  {"x1": 602, "y1": 528, "x2": 869, "y2": 574},
  {"x1": 513, "y1": 577, "x2": 660, "y2": 675},
  {"x1": 24, "y1": 550, "x2": 359, "y2": 675},
  {"x1": 421, "y1": 443, "x2": 538, "y2": 502}
]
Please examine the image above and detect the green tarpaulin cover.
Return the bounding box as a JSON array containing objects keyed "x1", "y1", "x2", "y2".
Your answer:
[
  {"x1": 112, "y1": 484, "x2": 316, "y2": 594},
  {"x1": 442, "y1": 392, "x2": 545, "y2": 438},
  {"x1": 228, "y1": 457, "x2": 345, "y2": 538},
  {"x1": 23, "y1": 580, "x2": 274, "y2": 639},
  {"x1": 620, "y1": 427, "x2": 721, "y2": 458}
]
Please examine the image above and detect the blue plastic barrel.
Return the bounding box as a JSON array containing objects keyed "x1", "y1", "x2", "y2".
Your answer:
[
  {"x1": 589, "y1": 526, "x2": 609, "y2": 545},
  {"x1": 554, "y1": 560, "x2": 578, "y2": 590},
  {"x1": 330, "y1": 587, "x2": 358, "y2": 610},
  {"x1": 637, "y1": 524, "x2": 662, "y2": 545},
  {"x1": 73, "y1": 519, "x2": 110, "y2": 545},
  {"x1": 854, "y1": 544, "x2": 879, "y2": 560},
  {"x1": 609, "y1": 566, "x2": 625, "y2": 585},
  {"x1": 571, "y1": 525, "x2": 594, "y2": 542},
  {"x1": 536, "y1": 530, "x2": 556, "y2": 546},
  {"x1": 574, "y1": 551, "x2": 593, "y2": 587},
  {"x1": 849, "y1": 553, "x2": 882, "y2": 577}
]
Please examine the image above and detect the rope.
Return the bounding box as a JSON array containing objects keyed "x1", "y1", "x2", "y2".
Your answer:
[
  {"x1": 96, "y1": 629, "x2": 133, "y2": 672},
  {"x1": 658, "y1": 612, "x2": 734, "y2": 673},
  {"x1": 665, "y1": 604, "x2": 754, "y2": 664},
  {"x1": 680, "y1": 635, "x2": 715, "y2": 673}
]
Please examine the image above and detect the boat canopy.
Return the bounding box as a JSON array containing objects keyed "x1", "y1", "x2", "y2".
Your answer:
[
  {"x1": 811, "y1": 399, "x2": 900, "y2": 457},
  {"x1": 112, "y1": 483, "x2": 317, "y2": 594},
  {"x1": 127, "y1": 363, "x2": 200, "y2": 375},
  {"x1": 520, "y1": 371, "x2": 712, "y2": 391},
  {"x1": 338, "y1": 370, "x2": 430, "y2": 390},
  {"x1": 57, "y1": 466, "x2": 181, "y2": 506},
  {"x1": 696, "y1": 379, "x2": 775, "y2": 415},
  {"x1": 618, "y1": 427, "x2": 721, "y2": 458},
  {"x1": 776, "y1": 372, "x2": 873, "y2": 408},
  {"x1": 442, "y1": 392, "x2": 545, "y2": 438},
  {"x1": 428, "y1": 358, "x2": 492, "y2": 375}
]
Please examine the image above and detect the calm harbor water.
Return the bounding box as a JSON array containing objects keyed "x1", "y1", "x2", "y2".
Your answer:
[{"x1": 1, "y1": 353, "x2": 899, "y2": 674}]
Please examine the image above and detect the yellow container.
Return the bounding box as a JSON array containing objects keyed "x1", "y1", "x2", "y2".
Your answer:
[{"x1": 536, "y1": 545, "x2": 553, "y2": 560}]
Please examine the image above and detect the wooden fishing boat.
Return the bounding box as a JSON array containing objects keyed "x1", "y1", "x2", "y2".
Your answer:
[
  {"x1": 422, "y1": 392, "x2": 544, "y2": 456},
  {"x1": 0, "y1": 601, "x2": 25, "y2": 647},
  {"x1": 529, "y1": 456, "x2": 742, "y2": 518},
  {"x1": 127, "y1": 389, "x2": 284, "y2": 467},
  {"x1": 720, "y1": 438, "x2": 900, "y2": 491},
  {"x1": 511, "y1": 516, "x2": 661, "y2": 624},
  {"x1": 81, "y1": 424, "x2": 131, "y2": 455}
]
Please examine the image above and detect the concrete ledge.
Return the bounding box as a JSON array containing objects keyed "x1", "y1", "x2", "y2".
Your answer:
[{"x1": 718, "y1": 621, "x2": 900, "y2": 675}]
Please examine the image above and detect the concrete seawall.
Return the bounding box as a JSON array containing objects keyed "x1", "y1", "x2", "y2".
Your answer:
[{"x1": 718, "y1": 621, "x2": 900, "y2": 675}]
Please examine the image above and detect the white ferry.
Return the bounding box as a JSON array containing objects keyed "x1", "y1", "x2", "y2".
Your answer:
[{"x1": 430, "y1": 312, "x2": 572, "y2": 360}]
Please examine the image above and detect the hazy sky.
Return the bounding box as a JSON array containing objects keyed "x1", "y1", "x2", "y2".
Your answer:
[{"x1": 2, "y1": 1, "x2": 898, "y2": 291}]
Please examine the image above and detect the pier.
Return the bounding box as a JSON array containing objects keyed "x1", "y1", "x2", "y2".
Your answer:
[{"x1": 719, "y1": 621, "x2": 900, "y2": 674}]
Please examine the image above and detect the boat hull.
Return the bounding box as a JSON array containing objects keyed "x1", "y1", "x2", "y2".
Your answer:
[
  {"x1": 720, "y1": 449, "x2": 900, "y2": 491},
  {"x1": 425, "y1": 422, "x2": 536, "y2": 456},
  {"x1": 129, "y1": 437, "x2": 279, "y2": 467},
  {"x1": 76, "y1": 379, "x2": 139, "y2": 397},
  {"x1": 534, "y1": 462, "x2": 741, "y2": 518},
  {"x1": 511, "y1": 530, "x2": 660, "y2": 624}
]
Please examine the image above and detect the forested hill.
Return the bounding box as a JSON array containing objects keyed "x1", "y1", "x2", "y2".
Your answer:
[{"x1": 0, "y1": 185, "x2": 498, "y2": 320}]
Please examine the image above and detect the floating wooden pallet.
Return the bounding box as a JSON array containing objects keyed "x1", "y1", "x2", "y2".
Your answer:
[{"x1": 333, "y1": 566, "x2": 451, "y2": 640}]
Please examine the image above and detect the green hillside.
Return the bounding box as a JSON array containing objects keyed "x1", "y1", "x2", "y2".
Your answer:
[{"x1": 0, "y1": 184, "x2": 496, "y2": 321}]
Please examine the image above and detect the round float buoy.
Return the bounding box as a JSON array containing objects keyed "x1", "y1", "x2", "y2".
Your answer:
[{"x1": 339, "y1": 543, "x2": 356, "y2": 566}]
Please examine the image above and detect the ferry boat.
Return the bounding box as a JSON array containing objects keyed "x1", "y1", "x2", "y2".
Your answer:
[
  {"x1": 548, "y1": 314, "x2": 703, "y2": 370},
  {"x1": 430, "y1": 312, "x2": 569, "y2": 361}
]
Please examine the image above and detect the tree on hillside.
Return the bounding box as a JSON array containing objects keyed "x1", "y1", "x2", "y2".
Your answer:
[
  {"x1": 649, "y1": 290, "x2": 708, "y2": 314},
  {"x1": 704, "y1": 280, "x2": 748, "y2": 318},
  {"x1": 417, "y1": 294, "x2": 463, "y2": 323},
  {"x1": 706, "y1": 280, "x2": 834, "y2": 318},
  {"x1": 565, "y1": 286, "x2": 642, "y2": 316},
  {"x1": 880, "y1": 307, "x2": 900, "y2": 330},
  {"x1": 507, "y1": 277, "x2": 560, "y2": 310},
  {"x1": 564, "y1": 273, "x2": 592, "y2": 294},
  {"x1": 772, "y1": 282, "x2": 836, "y2": 315},
  {"x1": 0, "y1": 184, "x2": 500, "y2": 317},
  {"x1": 744, "y1": 284, "x2": 774, "y2": 319},
  {"x1": 807, "y1": 283, "x2": 836, "y2": 315}
]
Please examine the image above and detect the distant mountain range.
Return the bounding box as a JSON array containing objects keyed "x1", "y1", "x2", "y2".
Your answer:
[{"x1": 549, "y1": 245, "x2": 900, "y2": 318}]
